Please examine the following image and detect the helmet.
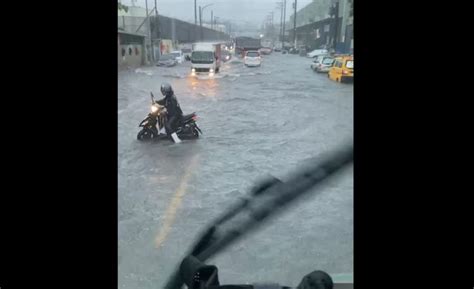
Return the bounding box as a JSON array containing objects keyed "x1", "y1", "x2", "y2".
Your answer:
[{"x1": 160, "y1": 83, "x2": 173, "y2": 97}]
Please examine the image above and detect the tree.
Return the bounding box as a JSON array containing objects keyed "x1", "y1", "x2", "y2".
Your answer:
[{"x1": 118, "y1": 3, "x2": 129, "y2": 13}]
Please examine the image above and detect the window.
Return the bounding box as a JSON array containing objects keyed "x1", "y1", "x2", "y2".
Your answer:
[
  {"x1": 324, "y1": 24, "x2": 330, "y2": 32},
  {"x1": 246, "y1": 51, "x2": 259, "y2": 57},
  {"x1": 322, "y1": 58, "x2": 334, "y2": 65}
]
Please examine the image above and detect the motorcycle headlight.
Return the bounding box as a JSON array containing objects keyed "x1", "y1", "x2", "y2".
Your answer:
[
  {"x1": 151, "y1": 105, "x2": 159, "y2": 113},
  {"x1": 209, "y1": 68, "x2": 214, "y2": 73},
  {"x1": 191, "y1": 68, "x2": 195, "y2": 72}
]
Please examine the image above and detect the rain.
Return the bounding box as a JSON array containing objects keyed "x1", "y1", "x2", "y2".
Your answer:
[{"x1": 118, "y1": 0, "x2": 353, "y2": 287}]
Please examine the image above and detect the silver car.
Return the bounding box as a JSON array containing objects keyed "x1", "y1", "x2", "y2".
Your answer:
[
  {"x1": 156, "y1": 54, "x2": 177, "y2": 67},
  {"x1": 311, "y1": 56, "x2": 334, "y2": 73}
]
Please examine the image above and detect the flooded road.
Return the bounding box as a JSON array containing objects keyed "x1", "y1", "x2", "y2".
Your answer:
[{"x1": 118, "y1": 52, "x2": 353, "y2": 288}]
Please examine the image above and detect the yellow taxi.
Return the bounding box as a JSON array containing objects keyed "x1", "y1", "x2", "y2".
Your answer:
[{"x1": 328, "y1": 56, "x2": 353, "y2": 83}]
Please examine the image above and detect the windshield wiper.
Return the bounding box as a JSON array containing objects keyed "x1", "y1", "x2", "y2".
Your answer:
[{"x1": 164, "y1": 144, "x2": 353, "y2": 289}]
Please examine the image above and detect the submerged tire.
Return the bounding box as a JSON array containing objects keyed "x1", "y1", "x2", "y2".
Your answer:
[
  {"x1": 137, "y1": 129, "x2": 155, "y2": 141},
  {"x1": 193, "y1": 127, "x2": 200, "y2": 138}
]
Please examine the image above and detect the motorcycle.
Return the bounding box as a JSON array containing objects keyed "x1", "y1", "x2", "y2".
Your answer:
[{"x1": 137, "y1": 92, "x2": 202, "y2": 141}]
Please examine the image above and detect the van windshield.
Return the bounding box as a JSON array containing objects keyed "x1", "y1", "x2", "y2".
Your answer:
[{"x1": 191, "y1": 51, "x2": 214, "y2": 64}]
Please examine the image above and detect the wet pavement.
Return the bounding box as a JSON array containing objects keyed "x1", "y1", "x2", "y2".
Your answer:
[{"x1": 118, "y1": 52, "x2": 353, "y2": 288}]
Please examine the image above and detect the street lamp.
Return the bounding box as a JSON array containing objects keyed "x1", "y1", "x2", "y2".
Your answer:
[{"x1": 199, "y1": 3, "x2": 214, "y2": 40}]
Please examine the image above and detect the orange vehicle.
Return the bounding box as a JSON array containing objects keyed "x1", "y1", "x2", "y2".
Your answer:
[{"x1": 328, "y1": 56, "x2": 354, "y2": 83}]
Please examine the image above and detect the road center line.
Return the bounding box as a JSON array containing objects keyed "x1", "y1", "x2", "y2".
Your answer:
[{"x1": 154, "y1": 154, "x2": 200, "y2": 248}]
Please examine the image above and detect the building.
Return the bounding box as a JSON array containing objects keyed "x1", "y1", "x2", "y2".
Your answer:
[
  {"x1": 288, "y1": 0, "x2": 353, "y2": 53},
  {"x1": 118, "y1": 1, "x2": 230, "y2": 65},
  {"x1": 118, "y1": 30, "x2": 146, "y2": 68}
]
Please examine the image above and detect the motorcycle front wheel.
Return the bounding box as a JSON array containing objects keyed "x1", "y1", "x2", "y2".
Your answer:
[{"x1": 137, "y1": 128, "x2": 156, "y2": 141}]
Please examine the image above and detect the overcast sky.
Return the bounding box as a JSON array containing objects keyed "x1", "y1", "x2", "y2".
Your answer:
[{"x1": 122, "y1": 0, "x2": 313, "y2": 26}]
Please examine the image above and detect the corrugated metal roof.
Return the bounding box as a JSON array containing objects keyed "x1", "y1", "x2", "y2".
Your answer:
[{"x1": 118, "y1": 30, "x2": 146, "y2": 38}]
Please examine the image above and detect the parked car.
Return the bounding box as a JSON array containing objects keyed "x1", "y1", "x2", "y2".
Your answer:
[
  {"x1": 156, "y1": 54, "x2": 177, "y2": 67},
  {"x1": 289, "y1": 47, "x2": 299, "y2": 54},
  {"x1": 307, "y1": 49, "x2": 329, "y2": 58},
  {"x1": 315, "y1": 57, "x2": 335, "y2": 73},
  {"x1": 328, "y1": 56, "x2": 353, "y2": 83},
  {"x1": 181, "y1": 48, "x2": 192, "y2": 61},
  {"x1": 259, "y1": 47, "x2": 272, "y2": 55},
  {"x1": 244, "y1": 50, "x2": 262, "y2": 67},
  {"x1": 274, "y1": 47, "x2": 281, "y2": 52},
  {"x1": 310, "y1": 55, "x2": 330, "y2": 70},
  {"x1": 171, "y1": 50, "x2": 184, "y2": 63}
]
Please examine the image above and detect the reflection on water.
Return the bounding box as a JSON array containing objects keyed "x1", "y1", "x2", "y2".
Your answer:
[{"x1": 186, "y1": 75, "x2": 219, "y2": 100}]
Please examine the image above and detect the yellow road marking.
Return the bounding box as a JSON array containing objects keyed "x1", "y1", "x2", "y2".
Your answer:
[{"x1": 154, "y1": 154, "x2": 199, "y2": 248}]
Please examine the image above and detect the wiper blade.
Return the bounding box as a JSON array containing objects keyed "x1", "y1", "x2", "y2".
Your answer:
[{"x1": 164, "y1": 144, "x2": 353, "y2": 289}]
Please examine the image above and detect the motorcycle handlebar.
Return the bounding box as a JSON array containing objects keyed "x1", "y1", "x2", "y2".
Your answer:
[{"x1": 150, "y1": 92, "x2": 155, "y2": 103}]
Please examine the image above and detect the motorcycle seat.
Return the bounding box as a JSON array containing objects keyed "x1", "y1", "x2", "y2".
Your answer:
[{"x1": 182, "y1": 113, "x2": 196, "y2": 122}]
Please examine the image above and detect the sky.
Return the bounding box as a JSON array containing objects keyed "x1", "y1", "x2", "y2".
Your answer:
[{"x1": 122, "y1": 0, "x2": 313, "y2": 27}]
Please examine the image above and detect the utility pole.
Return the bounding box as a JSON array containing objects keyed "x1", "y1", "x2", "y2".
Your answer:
[
  {"x1": 293, "y1": 0, "x2": 297, "y2": 48},
  {"x1": 282, "y1": 0, "x2": 286, "y2": 45},
  {"x1": 199, "y1": 6, "x2": 203, "y2": 40},
  {"x1": 211, "y1": 10, "x2": 213, "y2": 30},
  {"x1": 333, "y1": 1, "x2": 339, "y2": 52},
  {"x1": 194, "y1": 0, "x2": 197, "y2": 25},
  {"x1": 145, "y1": 0, "x2": 154, "y2": 63},
  {"x1": 199, "y1": 4, "x2": 214, "y2": 40},
  {"x1": 154, "y1": 0, "x2": 159, "y2": 59},
  {"x1": 271, "y1": 11, "x2": 274, "y2": 40},
  {"x1": 278, "y1": 2, "x2": 283, "y2": 42}
]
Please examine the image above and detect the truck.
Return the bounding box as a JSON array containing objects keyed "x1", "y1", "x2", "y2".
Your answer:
[
  {"x1": 190, "y1": 42, "x2": 222, "y2": 76},
  {"x1": 234, "y1": 37, "x2": 261, "y2": 57},
  {"x1": 261, "y1": 39, "x2": 273, "y2": 49}
]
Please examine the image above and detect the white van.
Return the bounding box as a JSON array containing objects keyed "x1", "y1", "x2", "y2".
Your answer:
[{"x1": 306, "y1": 49, "x2": 329, "y2": 58}]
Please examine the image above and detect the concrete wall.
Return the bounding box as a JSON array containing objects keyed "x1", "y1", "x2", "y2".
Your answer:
[
  {"x1": 118, "y1": 15, "x2": 230, "y2": 44},
  {"x1": 158, "y1": 15, "x2": 230, "y2": 43},
  {"x1": 118, "y1": 44, "x2": 144, "y2": 68},
  {"x1": 118, "y1": 32, "x2": 145, "y2": 68}
]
